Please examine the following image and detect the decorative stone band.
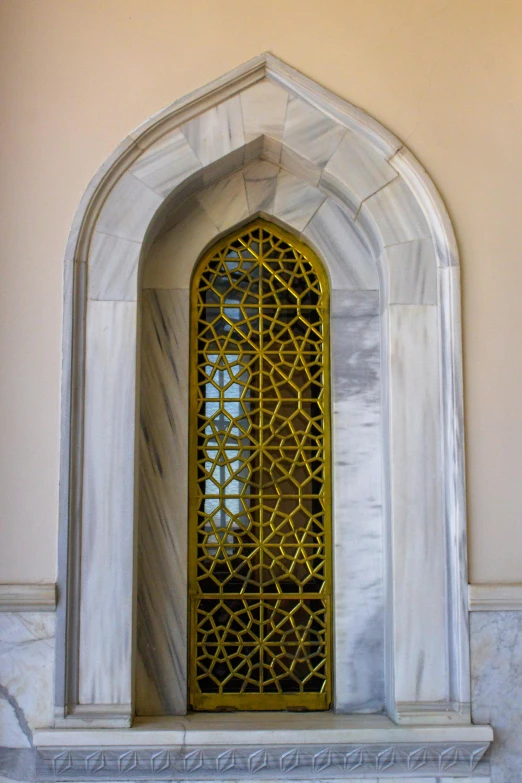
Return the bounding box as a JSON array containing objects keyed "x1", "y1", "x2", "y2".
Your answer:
[
  {"x1": 0, "y1": 583, "x2": 56, "y2": 612},
  {"x1": 469, "y1": 583, "x2": 522, "y2": 611},
  {"x1": 36, "y1": 742, "x2": 491, "y2": 780}
]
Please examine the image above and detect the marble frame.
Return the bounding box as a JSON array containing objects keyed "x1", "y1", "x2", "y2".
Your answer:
[
  {"x1": 54, "y1": 53, "x2": 469, "y2": 731},
  {"x1": 136, "y1": 195, "x2": 384, "y2": 717}
]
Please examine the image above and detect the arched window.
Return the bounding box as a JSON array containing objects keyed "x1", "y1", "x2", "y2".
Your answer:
[{"x1": 188, "y1": 219, "x2": 331, "y2": 711}]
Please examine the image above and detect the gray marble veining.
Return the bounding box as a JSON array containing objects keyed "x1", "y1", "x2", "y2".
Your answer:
[
  {"x1": 360, "y1": 177, "x2": 431, "y2": 248},
  {"x1": 259, "y1": 136, "x2": 283, "y2": 166},
  {"x1": 303, "y1": 198, "x2": 378, "y2": 290},
  {"x1": 385, "y1": 238, "x2": 437, "y2": 305},
  {"x1": 331, "y1": 291, "x2": 384, "y2": 713},
  {"x1": 283, "y1": 95, "x2": 345, "y2": 168},
  {"x1": 137, "y1": 290, "x2": 190, "y2": 715},
  {"x1": 0, "y1": 613, "x2": 54, "y2": 747},
  {"x1": 243, "y1": 159, "x2": 279, "y2": 214},
  {"x1": 273, "y1": 168, "x2": 325, "y2": 230},
  {"x1": 240, "y1": 79, "x2": 289, "y2": 143},
  {"x1": 79, "y1": 301, "x2": 137, "y2": 706},
  {"x1": 181, "y1": 96, "x2": 245, "y2": 167},
  {"x1": 387, "y1": 305, "x2": 447, "y2": 704},
  {"x1": 95, "y1": 172, "x2": 163, "y2": 244},
  {"x1": 201, "y1": 145, "x2": 247, "y2": 188},
  {"x1": 279, "y1": 144, "x2": 323, "y2": 187},
  {"x1": 471, "y1": 611, "x2": 522, "y2": 783},
  {"x1": 131, "y1": 129, "x2": 203, "y2": 198},
  {"x1": 321, "y1": 130, "x2": 398, "y2": 210},
  {"x1": 196, "y1": 170, "x2": 249, "y2": 231},
  {"x1": 88, "y1": 231, "x2": 141, "y2": 301}
]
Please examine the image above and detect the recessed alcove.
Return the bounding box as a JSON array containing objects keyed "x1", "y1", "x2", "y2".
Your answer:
[
  {"x1": 35, "y1": 53, "x2": 492, "y2": 779},
  {"x1": 136, "y1": 178, "x2": 384, "y2": 717}
]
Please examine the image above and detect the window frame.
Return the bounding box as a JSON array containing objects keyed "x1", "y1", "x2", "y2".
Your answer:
[{"x1": 187, "y1": 218, "x2": 333, "y2": 712}]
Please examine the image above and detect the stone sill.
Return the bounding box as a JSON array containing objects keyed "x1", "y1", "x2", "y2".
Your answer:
[
  {"x1": 34, "y1": 716, "x2": 493, "y2": 779},
  {"x1": 34, "y1": 713, "x2": 493, "y2": 747}
]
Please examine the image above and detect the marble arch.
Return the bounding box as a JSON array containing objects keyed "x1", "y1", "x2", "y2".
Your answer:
[{"x1": 55, "y1": 53, "x2": 469, "y2": 731}]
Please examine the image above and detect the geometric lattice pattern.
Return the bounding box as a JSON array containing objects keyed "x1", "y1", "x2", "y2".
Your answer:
[{"x1": 189, "y1": 220, "x2": 331, "y2": 710}]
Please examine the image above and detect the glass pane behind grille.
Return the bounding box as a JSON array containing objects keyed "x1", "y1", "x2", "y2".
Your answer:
[{"x1": 189, "y1": 220, "x2": 331, "y2": 711}]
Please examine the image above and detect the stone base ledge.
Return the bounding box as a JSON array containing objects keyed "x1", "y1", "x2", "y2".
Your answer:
[{"x1": 34, "y1": 715, "x2": 493, "y2": 780}]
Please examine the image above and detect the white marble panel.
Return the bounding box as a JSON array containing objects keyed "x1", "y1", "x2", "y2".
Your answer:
[
  {"x1": 471, "y1": 611, "x2": 522, "y2": 783},
  {"x1": 196, "y1": 170, "x2": 249, "y2": 231},
  {"x1": 0, "y1": 699, "x2": 30, "y2": 747},
  {"x1": 95, "y1": 172, "x2": 163, "y2": 243},
  {"x1": 283, "y1": 96, "x2": 345, "y2": 167},
  {"x1": 143, "y1": 203, "x2": 218, "y2": 289},
  {"x1": 302, "y1": 199, "x2": 378, "y2": 290},
  {"x1": 260, "y1": 136, "x2": 283, "y2": 166},
  {"x1": 202, "y1": 145, "x2": 247, "y2": 188},
  {"x1": 181, "y1": 96, "x2": 245, "y2": 167},
  {"x1": 438, "y1": 265, "x2": 469, "y2": 716},
  {"x1": 279, "y1": 144, "x2": 323, "y2": 187},
  {"x1": 79, "y1": 301, "x2": 137, "y2": 706},
  {"x1": 131, "y1": 129, "x2": 202, "y2": 197},
  {"x1": 0, "y1": 613, "x2": 55, "y2": 742},
  {"x1": 88, "y1": 231, "x2": 141, "y2": 301},
  {"x1": 137, "y1": 293, "x2": 189, "y2": 716},
  {"x1": 385, "y1": 238, "x2": 437, "y2": 305},
  {"x1": 387, "y1": 305, "x2": 447, "y2": 704},
  {"x1": 331, "y1": 291, "x2": 384, "y2": 713},
  {"x1": 240, "y1": 79, "x2": 289, "y2": 143},
  {"x1": 273, "y1": 169, "x2": 325, "y2": 231},
  {"x1": 321, "y1": 130, "x2": 398, "y2": 208},
  {"x1": 243, "y1": 160, "x2": 279, "y2": 213},
  {"x1": 360, "y1": 177, "x2": 431, "y2": 247}
]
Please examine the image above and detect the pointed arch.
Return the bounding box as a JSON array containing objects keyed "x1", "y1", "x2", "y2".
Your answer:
[{"x1": 55, "y1": 54, "x2": 468, "y2": 730}]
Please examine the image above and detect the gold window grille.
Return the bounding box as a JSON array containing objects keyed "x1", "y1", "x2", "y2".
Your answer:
[{"x1": 188, "y1": 219, "x2": 331, "y2": 711}]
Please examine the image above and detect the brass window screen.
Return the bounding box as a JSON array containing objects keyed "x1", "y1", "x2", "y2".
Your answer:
[{"x1": 188, "y1": 219, "x2": 331, "y2": 711}]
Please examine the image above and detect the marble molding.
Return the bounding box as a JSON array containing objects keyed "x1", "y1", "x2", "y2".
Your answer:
[
  {"x1": 0, "y1": 586, "x2": 56, "y2": 613},
  {"x1": 55, "y1": 53, "x2": 469, "y2": 741},
  {"x1": 34, "y1": 743, "x2": 491, "y2": 780},
  {"x1": 468, "y1": 584, "x2": 522, "y2": 611},
  {"x1": 33, "y1": 715, "x2": 492, "y2": 780}
]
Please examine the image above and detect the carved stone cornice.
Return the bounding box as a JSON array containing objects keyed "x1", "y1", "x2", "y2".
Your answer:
[{"x1": 36, "y1": 740, "x2": 490, "y2": 780}]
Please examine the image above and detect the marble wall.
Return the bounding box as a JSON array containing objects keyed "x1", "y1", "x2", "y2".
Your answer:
[
  {"x1": 0, "y1": 613, "x2": 54, "y2": 782},
  {"x1": 5, "y1": 609, "x2": 522, "y2": 781},
  {"x1": 471, "y1": 611, "x2": 522, "y2": 782},
  {"x1": 7, "y1": 607, "x2": 522, "y2": 781}
]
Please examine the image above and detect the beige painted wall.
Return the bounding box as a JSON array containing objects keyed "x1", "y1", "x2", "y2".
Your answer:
[{"x1": 0, "y1": 0, "x2": 520, "y2": 583}]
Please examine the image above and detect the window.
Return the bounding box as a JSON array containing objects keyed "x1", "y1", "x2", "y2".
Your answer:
[{"x1": 188, "y1": 219, "x2": 331, "y2": 711}]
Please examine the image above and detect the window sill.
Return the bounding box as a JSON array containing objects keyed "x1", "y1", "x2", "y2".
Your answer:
[{"x1": 34, "y1": 713, "x2": 493, "y2": 779}]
